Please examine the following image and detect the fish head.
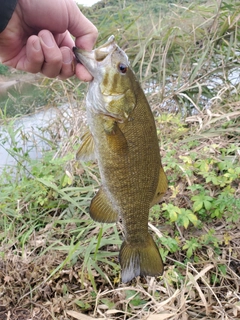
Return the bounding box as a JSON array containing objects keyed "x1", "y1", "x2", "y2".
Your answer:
[{"x1": 73, "y1": 36, "x2": 137, "y2": 120}]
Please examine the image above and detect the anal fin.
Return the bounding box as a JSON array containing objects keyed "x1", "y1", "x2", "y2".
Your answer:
[{"x1": 90, "y1": 187, "x2": 118, "y2": 223}]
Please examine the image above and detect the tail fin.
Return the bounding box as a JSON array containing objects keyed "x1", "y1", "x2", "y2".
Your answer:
[{"x1": 119, "y1": 234, "x2": 163, "y2": 283}]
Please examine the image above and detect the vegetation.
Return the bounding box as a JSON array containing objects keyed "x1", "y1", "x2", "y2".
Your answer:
[
  {"x1": 0, "y1": 64, "x2": 9, "y2": 75},
  {"x1": 0, "y1": 0, "x2": 239, "y2": 319}
]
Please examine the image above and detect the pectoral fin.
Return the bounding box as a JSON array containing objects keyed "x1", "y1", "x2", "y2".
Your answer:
[
  {"x1": 150, "y1": 166, "x2": 168, "y2": 207},
  {"x1": 103, "y1": 117, "x2": 128, "y2": 155},
  {"x1": 90, "y1": 187, "x2": 118, "y2": 223},
  {"x1": 76, "y1": 129, "x2": 95, "y2": 161}
]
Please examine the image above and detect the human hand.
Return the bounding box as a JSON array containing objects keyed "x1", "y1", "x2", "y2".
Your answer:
[{"x1": 0, "y1": 0, "x2": 98, "y2": 80}]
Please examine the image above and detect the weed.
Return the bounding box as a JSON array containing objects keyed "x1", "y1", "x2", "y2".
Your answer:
[{"x1": 0, "y1": 63, "x2": 9, "y2": 75}]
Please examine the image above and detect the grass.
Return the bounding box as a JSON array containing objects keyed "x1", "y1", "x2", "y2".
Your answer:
[{"x1": 0, "y1": 0, "x2": 240, "y2": 319}]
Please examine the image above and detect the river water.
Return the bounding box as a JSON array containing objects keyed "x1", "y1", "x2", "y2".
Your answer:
[
  {"x1": 0, "y1": 72, "x2": 89, "y2": 174},
  {"x1": 0, "y1": 103, "x2": 80, "y2": 173}
]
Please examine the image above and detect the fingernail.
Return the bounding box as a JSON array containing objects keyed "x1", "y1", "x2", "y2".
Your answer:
[
  {"x1": 33, "y1": 39, "x2": 41, "y2": 51},
  {"x1": 40, "y1": 32, "x2": 54, "y2": 48},
  {"x1": 62, "y1": 48, "x2": 73, "y2": 64}
]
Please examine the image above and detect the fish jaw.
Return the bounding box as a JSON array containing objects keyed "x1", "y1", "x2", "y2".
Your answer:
[
  {"x1": 73, "y1": 47, "x2": 97, "y2": 77},
  {"x1": 73, "y1": 35, "x2": 118, "y2": 79}
]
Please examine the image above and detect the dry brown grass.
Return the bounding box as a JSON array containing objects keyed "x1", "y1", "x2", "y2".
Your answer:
[{"x1": 1, "y1": 220, "x2": 240, "y2": 319}]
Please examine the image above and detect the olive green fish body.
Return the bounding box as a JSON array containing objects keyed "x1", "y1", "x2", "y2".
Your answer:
[{"x1": 73, "y1": 36, "x2": 168, "y2": 282}]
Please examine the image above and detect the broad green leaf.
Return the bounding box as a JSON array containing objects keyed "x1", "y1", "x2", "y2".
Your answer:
[
  {"x1": 204, "y1": 200, "x2": 212, "y2": 211},
  {"x1": 169, "y1": 210, "x2": 178, "y2": 222},
  {"x1": 188, "y1": 213, "x2": 199, "y2": 226},
  {"x1": 193, "y1": 201, "x2": 203, "y2": 212},
  {"x1": 200, "y1": 162, "x2": 209, "y2": 172},
  {"x1": 182, "y1": 216, "x2": 189, "y2": 229}
]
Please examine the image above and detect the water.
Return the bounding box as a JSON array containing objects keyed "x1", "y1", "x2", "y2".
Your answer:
[
  {"x1": 0, "y1": 73, "x2": 87, "y2": 174},
  {"x1": 0, "y1": 74, "x2": 46, "y2": 117},
  {"x1": 0, "y1": 104, "x2": 74, "y2": 173}
]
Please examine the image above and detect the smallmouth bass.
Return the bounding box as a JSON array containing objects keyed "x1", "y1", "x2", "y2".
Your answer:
[{"x1": 73, "y1": 36, "x2": 168, "y2": 283}]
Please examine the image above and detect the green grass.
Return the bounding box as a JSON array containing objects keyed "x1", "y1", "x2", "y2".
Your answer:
[{"x1": 0, "y1": 63, "x2": 9, "y2": 75}]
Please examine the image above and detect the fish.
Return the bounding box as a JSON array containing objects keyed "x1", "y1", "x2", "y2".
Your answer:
[{"x1": 73, "y1": 35, "x2": 168, "y2": 283}]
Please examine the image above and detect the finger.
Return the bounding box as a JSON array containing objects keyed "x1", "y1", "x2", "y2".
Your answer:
[
  {"x1": 55, "y1": 31, "x2": 75, "y2": 50},
  {"x1": 74, "y1": 17, "x2": 98, "y2": 51},
  {"x1": 58, "y1": 47, "x2": 75, "y2": 80},
  {"x1": 39, "y1": 30, "x2": 63, "y2": 78},
  {"x1": 75, "y1": 63, "x2": 93, "y2": 82},
  {"x1": 56, "y1": 32, "x2": 93, "y2": 81},
  {"x1": 21, "y1": 36, "x2": 44, "y2": 73},
  {"x1": 66, "y1": 1, "x2": 98, "y2": 50},
  {"x1": 5, "y1": 35, "x2": 44, "y2": 73}
]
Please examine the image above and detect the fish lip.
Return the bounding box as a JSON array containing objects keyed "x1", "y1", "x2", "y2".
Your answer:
[
  {"x1": 73, "y1": 47, "x2": 96, "y2": 72},
  {"x1": 72, "y1": 47, "x2": 83, "y2": 64},
  {"x1": 95, "y1": 35, "x2": 116, "y2": 52},
  {"x1": 73, "y1": 35, "x2": 117, "y2": 77}
]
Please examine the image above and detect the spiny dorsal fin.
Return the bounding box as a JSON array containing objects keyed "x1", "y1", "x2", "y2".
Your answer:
[
  {"x1": 150, "y1": 165, "x2": 168, "y2": 207},
  {"x1": 90, "y1": 187, "x2": 118, "y2": 223},
  {"x1": 76, "y1": 129, "x2": 95, "y2": 161}
]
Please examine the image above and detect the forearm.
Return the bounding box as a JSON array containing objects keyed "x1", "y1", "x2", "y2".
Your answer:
[{"x1": 0, "y1": 0, "x2": 18, "y2": 32}]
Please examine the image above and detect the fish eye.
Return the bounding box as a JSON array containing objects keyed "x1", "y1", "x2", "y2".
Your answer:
[{"x1": 118, "y1": 63, "x2": 128, "y2": 74}]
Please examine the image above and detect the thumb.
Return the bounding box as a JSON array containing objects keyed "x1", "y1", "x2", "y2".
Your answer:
[{"x1": 66, "y1": 2, "x2": 98, "y2": 50}]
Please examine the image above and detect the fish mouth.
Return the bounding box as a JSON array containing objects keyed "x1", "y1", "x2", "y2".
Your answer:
[
  {"x1": 72, "y1": 46, "x2": 95, "y2": 75},
  {"x1": 73, "y1": 35, "x2": 117, "y2": 77}
]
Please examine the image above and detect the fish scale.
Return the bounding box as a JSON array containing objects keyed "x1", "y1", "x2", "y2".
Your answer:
[{"x1": 73, "y1": 35, "x2": 168, "y2": 283}]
